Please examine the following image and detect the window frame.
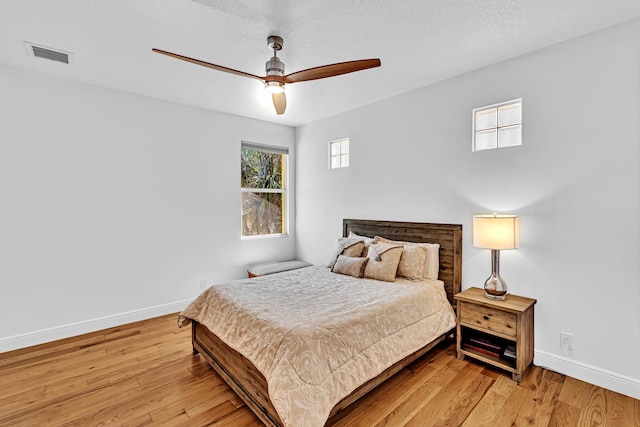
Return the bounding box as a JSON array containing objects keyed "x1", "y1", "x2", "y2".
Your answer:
[
  {"x1": 240, "y1": 141, "x2": 289, "y2": 239},
  {"x1": 329, "y1": 137, "x2": 350, "y2": 169},
  {"x1": 472, "y1": 99, "x2": 522, "y2": 152}
]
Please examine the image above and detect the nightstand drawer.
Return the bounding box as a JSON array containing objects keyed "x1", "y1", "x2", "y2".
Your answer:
[{"x1": 460, "y1": 302, "x2": 517, "y2": 337}]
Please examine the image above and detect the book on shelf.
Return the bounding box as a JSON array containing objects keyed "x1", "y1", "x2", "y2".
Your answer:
[
  {"x1": 503, "y1": 345, "x2": 516, "y2": 360},
  {"x1": 467, "y1": 336, "x2": 502, "y2": 353},
  {"x1": 463, "y1": 343, "x2": 500, "y2": 358}
]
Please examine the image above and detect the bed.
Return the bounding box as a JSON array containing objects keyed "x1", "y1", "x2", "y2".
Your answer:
[{"x1": 179, "y1": 219, "x2": 462, "y2": 427}]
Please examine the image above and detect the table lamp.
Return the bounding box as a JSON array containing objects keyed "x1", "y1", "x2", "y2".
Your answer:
[{"x1": 473, "y1": 214, "x2": 520, "y2": 300}]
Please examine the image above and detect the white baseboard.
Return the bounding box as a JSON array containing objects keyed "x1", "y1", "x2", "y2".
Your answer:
[
  {"x1": 0, "y1": 299, "x2": 194, "y2": 353},
  {"x1": 535, "y1": 350, "x2": 640, "y2": 399}
]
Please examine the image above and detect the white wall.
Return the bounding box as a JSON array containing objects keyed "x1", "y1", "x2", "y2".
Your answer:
[
  {"x1": 0, "y1": 66, "x2": 295, "y2": 348},
  {"x1": 296, "y1": 19, "x2": 640, "y2": 397}
]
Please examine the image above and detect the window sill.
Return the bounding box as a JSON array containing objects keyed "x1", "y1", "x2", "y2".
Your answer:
[{"x1": 241, "y1": 233, "x2": 290, "y2": 241}]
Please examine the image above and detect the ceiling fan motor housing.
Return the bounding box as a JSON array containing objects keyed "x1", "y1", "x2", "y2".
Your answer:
[
  {"x1": 265, "y1": 57, "x2": 284, "y2": 76},
  {"x1": 265, "y1": 56, "x2": 285, "y2": 92}
]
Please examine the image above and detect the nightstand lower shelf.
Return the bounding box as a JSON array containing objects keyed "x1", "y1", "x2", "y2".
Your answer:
[
  {"x1": 458, "y1": 326, "x2": 517, "y2": 373},
  {"x1": 458, "y1": 348, "x2": 516, "y2": 372}
]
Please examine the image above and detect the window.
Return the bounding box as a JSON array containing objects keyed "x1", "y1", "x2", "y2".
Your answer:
[
  {"x1": 473, "y1": 99, "x2": 522, "y2": 151},
  {"x1": 241, "y1": 141, "x2": 288, "y2": 238},
  {"x1": 329, "y1": 138, "x2": 349, "y2": 169}
]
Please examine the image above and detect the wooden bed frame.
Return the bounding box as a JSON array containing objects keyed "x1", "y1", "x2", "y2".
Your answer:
[{"x1": 191, "y1": 219, "x2": 462, "y2": 426}]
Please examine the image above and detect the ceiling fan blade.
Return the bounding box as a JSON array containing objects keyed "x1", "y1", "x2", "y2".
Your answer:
[
  {"x1": 272, "y1": 92, "x2": 287, "y2": 115},
  {"x1": 283, "y1": 59, "x2": 381, "y2": 84},
  {"x1": 152, "y1": 48, "x2": 265, "y2": 82}
]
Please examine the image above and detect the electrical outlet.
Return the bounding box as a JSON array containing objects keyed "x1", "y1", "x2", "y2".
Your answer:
[
  {"x1": 200, "y1": 280, "x2": 207, "y2": 290},
  {"x1": 560, "y1": 332, "x2": 574, "y2": 358}
]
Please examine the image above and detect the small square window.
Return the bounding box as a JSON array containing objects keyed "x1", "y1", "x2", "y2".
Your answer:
[
  {"x1": 329, "y1": 138, "x2": 349, "y2": 169},
  {"x1": 473, "y1": 99, "x2": 522, "y2": 151}
]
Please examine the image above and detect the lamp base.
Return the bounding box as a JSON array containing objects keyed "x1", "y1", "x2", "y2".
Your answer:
[
  {"x1": 484, "y1": 249, "x2": 508, "y2": 300},
  {"x1": 484, "y1": 287, "x2": 508, "y2": 300},
  {"x1": 484, "y1": 275, "x2": 508, "y2": 300}
]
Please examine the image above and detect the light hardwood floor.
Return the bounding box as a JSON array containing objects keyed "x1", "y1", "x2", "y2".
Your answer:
[{"x1": 1, "y1": 314, "x2": 637, "y2": 426}]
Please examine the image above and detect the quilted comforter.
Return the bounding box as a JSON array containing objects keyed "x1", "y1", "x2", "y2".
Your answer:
[{"x1": 179, "y1": 265, "x2": 456, "y2": 427}]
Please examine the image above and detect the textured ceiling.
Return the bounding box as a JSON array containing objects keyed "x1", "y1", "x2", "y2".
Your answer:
[{"x1": 1, "y1": 0, "x2": 639, "y2": 126}]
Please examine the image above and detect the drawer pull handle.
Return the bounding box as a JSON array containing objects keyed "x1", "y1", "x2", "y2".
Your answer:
[{"x1": 483, "y1": 315, "x2": 489, "y2": 321}]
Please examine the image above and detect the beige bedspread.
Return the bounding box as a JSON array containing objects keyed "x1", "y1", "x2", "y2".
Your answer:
[{"x1": 179, "y1": 265, "x2": 456, "y2": 427}]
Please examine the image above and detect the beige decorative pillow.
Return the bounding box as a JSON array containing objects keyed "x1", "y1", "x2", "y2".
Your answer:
[
  {"x1": 343, "y1": 241, "x2": 366, "y2": 257},
  {"x1": 395, "y1": 244, "x2": 427, "y2": 280},
  {"x1": 327, "y1": 238, "x2": 366, "y2": 268},
  {"x1": 332, "y1": 255, "x2": 369, "y2": 278},
  {"x1": 373, "y1": 236, "x2": 440, "y2": 280},
  {"x1": 363, "y1": 242, "x2": 403, "y2": 282}
]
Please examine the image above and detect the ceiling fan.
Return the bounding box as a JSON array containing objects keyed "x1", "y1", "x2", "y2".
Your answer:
[{"x1": 152, "y1": 36, "x2": 381, "y2": 115}]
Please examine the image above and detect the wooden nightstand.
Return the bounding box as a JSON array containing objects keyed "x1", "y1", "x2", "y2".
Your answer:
[{"x1": 454, "y1": 287, "x2": 536, "y2": 382}]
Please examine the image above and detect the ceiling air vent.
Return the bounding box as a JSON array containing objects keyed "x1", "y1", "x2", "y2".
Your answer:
[{"x1": 24, "y1": 42, "x2": 73, "y2": 64}]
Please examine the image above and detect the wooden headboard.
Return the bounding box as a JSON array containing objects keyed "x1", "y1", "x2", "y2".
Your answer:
[{"x1": 343, "y1": 219, "x2": 462, "y2": 307}]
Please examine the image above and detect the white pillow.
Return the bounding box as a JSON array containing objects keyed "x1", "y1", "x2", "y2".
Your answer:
[{"x1": 348, "y1": 231, "x2": 374, "y2": 244}]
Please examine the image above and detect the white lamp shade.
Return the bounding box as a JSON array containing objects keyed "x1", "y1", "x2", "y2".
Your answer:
[{"x1": 473, "y1": 215, "x2": 520, "y2": 250}]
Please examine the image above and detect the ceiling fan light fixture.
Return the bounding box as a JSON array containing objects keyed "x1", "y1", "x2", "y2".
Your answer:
[{"x1": 264, "y1": 81, "x2": 284, "y2": 94}]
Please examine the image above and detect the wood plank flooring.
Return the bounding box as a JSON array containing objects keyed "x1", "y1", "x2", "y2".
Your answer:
[{"x1": 1, "y1": 313, "x2": 637, "y2": 426}]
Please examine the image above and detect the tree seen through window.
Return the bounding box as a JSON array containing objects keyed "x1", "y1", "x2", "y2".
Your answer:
[{"x1": 241, "y1": 143, "x2": 287, "y2": 237}]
